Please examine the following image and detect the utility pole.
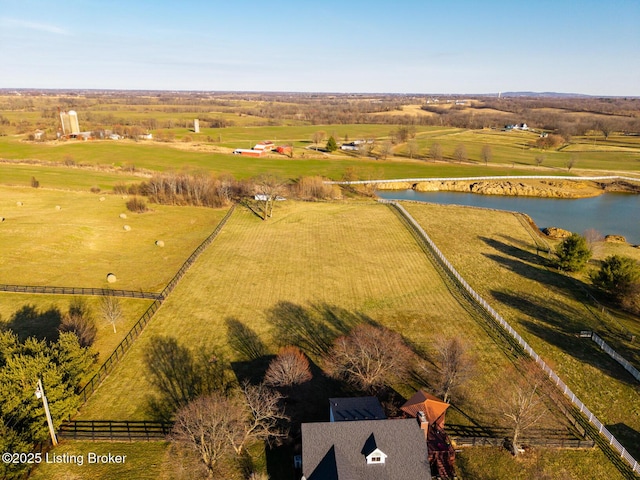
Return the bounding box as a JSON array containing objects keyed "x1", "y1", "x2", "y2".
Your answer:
[{"x1": 35, "y1": 378, "x2": 58, "y2": 446}]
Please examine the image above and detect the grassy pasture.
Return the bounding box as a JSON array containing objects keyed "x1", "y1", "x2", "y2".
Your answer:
[
  {"x1": 0, "y1": 136, "x2": 550, "y2": 188},
  {"x1": 78, "y1": 201, "x2": 520, "y2": 423},
  {"x1": 456, "y1": 446, "x2": 620, "y2": 480},
  {"x1": 3, "y1": 124, "x2": 639, "y2": 189},
  {"x1": 0, "y1": 162, "x2": 142, "y2": 190},
  {"x1": 403, "y1": 202, "x2": 640, "y2": 458},
  {"x1": 73, "y1": 200, "x2": 625, "y2": 478},
  {"x1": 28, "y1": 441, "x2": 170, "y2": 480},
  {"x1": 0, "y1": 186, "x2": 228, "y2": 291},
  {"x1": 409, "y1": 129, "x2": 640, "y2": 172}
]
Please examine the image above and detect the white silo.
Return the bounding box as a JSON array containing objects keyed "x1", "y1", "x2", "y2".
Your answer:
[
  {"x1": 60, "y1": 110, "x2": 71, "y2": 135},
  {"x1": 68, "y1": 110, "x2": 80, "y2": 134}
]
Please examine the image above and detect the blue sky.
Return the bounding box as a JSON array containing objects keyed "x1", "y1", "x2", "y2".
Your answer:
[{"x1": 1, "y1": 0, "x2": 638, "y2": 95}]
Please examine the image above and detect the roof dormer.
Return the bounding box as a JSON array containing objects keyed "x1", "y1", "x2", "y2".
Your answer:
[{"x1": 366, "y1": 447, "x2": 388, "y2": 465}]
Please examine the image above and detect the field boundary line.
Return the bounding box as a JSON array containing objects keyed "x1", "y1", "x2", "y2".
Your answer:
[
  {"x1": 327, "y1": 174, "x2": 640, "y2": 185},
  {"x1": 77, "y1": 204, "x2": 236, "y2": 405},
  {"x1": 0, "y1": 285, "x2": 161, "y2": 299},
  {"x1": 383, "y1": 199, "x2": 640, "y2": 477}
]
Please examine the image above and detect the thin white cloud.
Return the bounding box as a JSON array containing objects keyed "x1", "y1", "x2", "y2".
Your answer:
[{"x1": 1, "y1": 17, "x2": 70, "y2": 35}]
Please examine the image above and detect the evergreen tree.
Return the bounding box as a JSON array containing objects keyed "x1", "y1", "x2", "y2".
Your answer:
[
  {"x1": 591, "y1": 255, "x2": 640, "y2": 305},
  {"x1": 555, "y1": 233, "x2": 591, "y2": 272},
  {"x1": 325, "y1": 136, "x2": 338, "y2": 152},
  {"x1": 0, "y1": 329, "x2": 94, "y2": 457}
]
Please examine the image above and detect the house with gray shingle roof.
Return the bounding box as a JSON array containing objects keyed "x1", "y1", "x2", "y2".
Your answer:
[{"x1": 301, "y1": 418, "x2": 432, "y2": 480}]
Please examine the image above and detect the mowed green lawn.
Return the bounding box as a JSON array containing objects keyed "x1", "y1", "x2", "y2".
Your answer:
[
  {"x1": 403, "y1": 202, "x2": 640, "y2": 457},
  {"x1": 79, "y1": 201, "x2": 516, "y2": 423},
  {"x1": 0, "y1": 186, "x2": 229, "y2": 291}
]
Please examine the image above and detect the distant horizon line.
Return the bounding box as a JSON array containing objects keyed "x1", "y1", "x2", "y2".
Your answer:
[{"x1": 1, "y1": 87, "x2": 638, "y2": 99}]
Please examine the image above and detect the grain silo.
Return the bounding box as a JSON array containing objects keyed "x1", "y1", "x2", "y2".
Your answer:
[
  {"x1": 68, "y1": 110, "x2": 80, "y2": 134},
  {"x1": 59, "y1": 109, "x2": 81, "y2": 136}
]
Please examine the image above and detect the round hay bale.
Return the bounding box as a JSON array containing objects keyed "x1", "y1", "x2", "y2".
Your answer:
[
  {"x1": 106, "y1": 273, "x2": 117, "y2": 283},
  {"x1": 55, "y1": 205, "x2": 61, "y2": 210},
  {"x1": 119, "y1": 213, "x2": 127, "y2": 219},
  {"x1": 0, "y1": 217, "x2": 4, "y2": 222},
  {"x1": 155, "y1": 240, "x2": 165, "y2": 247},
  {"x1": 16, "y1": 201, "x2": 23, "y2": 206},
  {"x1": 99, "y1": 197, "x2": 105, "y2": 202},
  {"x1": 123, "y1": 225, "x2": 131, "y2": 231}
]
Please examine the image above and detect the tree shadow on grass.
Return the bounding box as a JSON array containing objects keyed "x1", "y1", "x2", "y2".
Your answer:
[
  {"x1": 266, "y1": 301, "x2": 373, "y2": 357},
  {"x1": 238, "y1": 199, "x2": 265, "y2": 221},
  {"x1": 480, "y1": 237, "x2": 597, "y2": 307},
  {"x1": 225, "y1": 317, "x2": 269, "y2": 362},
  {"x1": 607, "y1": 423, "x2": 640, "y2": 459},
  {"x1": 3, "y1": 304, "x2": 62, "y2": 342},
  {"x1": 491, "y1": 290, "x2": 637, "y2": 386}
]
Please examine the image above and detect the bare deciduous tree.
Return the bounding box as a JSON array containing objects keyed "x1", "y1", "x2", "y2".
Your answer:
[
  {"x1": 535, "y1": 155, "x2": 545, "y2": 168},
  {"x1": 264, "y1": 346, "x2": 312, "y2": 387},
  {"x1": 230, "y1": 382, "x2": 289, "y2": 455},
  {"x1": 429, "y1": 142, "x2": 443, "y2": 162},
  {"x1": 379, "y1": 140, "x2": 394, "y2": 160},
  {"x1": 407, "y1": 139, "x2": 419, "y2": 159},
  {"x1": 481, "y1": 144, "x2": 493, "y2": 165},
  {"x1": 100, "y1": 292, "x2": 122, "y2": 333},
  {"x1": 172, "y1": 393, "x2": 237, "y2": 477},
  {"x1": 172, "y1": 384, "x2": 287, "y2": 477},
  {"x1": 312, "y1": 131, "x2": 326, "y2": 150},
  {"x1": 454, "y1": 143, "x2": 467, "y2": 163},
  {"x1": 324, "y1": 324, "x2": 413, "y2": 393},
  {"x1": 254, "y1": 174, "x2": 287, "y2": 220},
  {"x1": 500, "y1": 361, "x2": 547, "y2": 456},
  {"x1": 433, "y1": 337, "x2": 475, "y2": 403}
]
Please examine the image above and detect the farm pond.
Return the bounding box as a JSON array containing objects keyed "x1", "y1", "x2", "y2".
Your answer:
[{"x1": 376, "y1": 190, "x2": 640, "y2": 245}]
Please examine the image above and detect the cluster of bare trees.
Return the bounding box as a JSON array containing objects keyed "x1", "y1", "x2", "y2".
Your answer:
[
  {"x1": 135, "y1": 173, "x2": 235, "y2": 208},
  {"x1": 293, "y1": 176, "x2": 341, "y2": 201},
  {"x1": 171, "y1": 382, "x2": 288, "y2": 477},
  {"x1": 143, "y1": 334, "x2": 288, "y2": 477}
]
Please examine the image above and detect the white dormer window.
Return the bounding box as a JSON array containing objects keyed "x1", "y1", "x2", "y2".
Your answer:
[{"x1": 366, "y1": 448, "x2": 387, "y2": 465}]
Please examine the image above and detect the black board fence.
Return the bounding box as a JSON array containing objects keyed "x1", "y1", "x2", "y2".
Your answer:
[
  {"x1": 78, "y1": 205, "x2": 236, "y2": 404},
  {"x1": 0, "y1": 284, "x2": 161, "y2": 299},
  {"x1": 58, "y1": 420, "x2": 171, "y2": 441}
]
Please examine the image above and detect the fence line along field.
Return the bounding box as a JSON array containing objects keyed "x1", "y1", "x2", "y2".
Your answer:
[
  {"x1": 79, "y1": 201, "x2": 524, "y2": 425},
  {"x1": 0, "y1": 186, "x2": 228, "y2": 291},
  {"x1": 402, "y1": 202, "x2": 640, "y2": 458}
]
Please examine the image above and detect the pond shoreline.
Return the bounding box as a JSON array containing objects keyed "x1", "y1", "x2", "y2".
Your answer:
[
  {"x1": 376, "y1": 187, "x2": 640, "y2": 246},
  {"x1": 374, "y1": 178, "x2": 640, "y2": 199}
]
